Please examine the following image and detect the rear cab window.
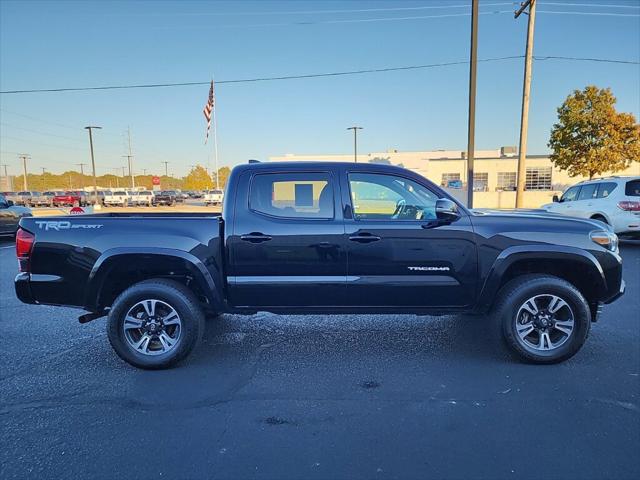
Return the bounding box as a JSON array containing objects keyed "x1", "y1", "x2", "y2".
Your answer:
[{"x1": 249, "y1": 172, "x2": 334, "y2": 219}]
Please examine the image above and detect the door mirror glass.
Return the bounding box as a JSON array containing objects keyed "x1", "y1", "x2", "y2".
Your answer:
[{"x1": 435, "y1": 198, "x2": 461, "y2": 223}]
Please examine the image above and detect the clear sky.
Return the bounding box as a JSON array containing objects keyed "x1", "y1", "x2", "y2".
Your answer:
[{"x1": 1, "y1": 0, "x2": 639, "y2": 178}]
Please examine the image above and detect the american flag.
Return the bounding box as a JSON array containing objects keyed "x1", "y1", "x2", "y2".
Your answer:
[{"x1": 203, "y1": 80, "x2": 215, "y2": 144}]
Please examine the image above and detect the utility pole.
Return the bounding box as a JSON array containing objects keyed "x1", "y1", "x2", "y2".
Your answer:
[
  {"x1": 85, "y1": 126, "x2": 102, "y2": 204},
  {"x1": 41, "y1": 167, "x2": 47, "y2": 190},
  {"x1": 75, "y1": 163, "x2": 87, "y2": 189},
  {"x1": 515, "y1": 0, "x2": 536, "y2": 208},
  {"x1": 126, "y1": 126, "x2": 135, "y2": 189},
  {"x1": 18, "y1": 154, "x2": 30, "y2": 191},
  {"x1": 466, "y1": 0, "x2": 479, "y2": 208},
  {"x1": 123, "y1": 155, "x2": 134, "y2": 188},
  {"x1": 0, "y1": 164, "x2": 10, "y2": 190},
  {"x1": 346, "y1": 126, "x2": 363, "y2": 163},
  {"x1": 142, "y1": 168, "x2": 147, "y2": 175},
  {"x1": 162, "y1": 161, "x2": 169, "y2": 177},
  {"x1": 111, "y1": 168, "x2": 120, "y2": 188}
]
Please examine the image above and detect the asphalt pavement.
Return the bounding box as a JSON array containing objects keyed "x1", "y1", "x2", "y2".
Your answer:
[{"x1": 0, "y1": 239, "x2": 638, "y2": 480}]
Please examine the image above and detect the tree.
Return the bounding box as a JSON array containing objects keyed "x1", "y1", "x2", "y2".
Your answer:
[
  {"x1": 213, "y1": 166, "x2": 231, "y2": 190},
  {"x1": 548, "y1": 86, "x2": 640, "y2": 179},
  {"x1": 183, "y1": 165, "x2": 212, "y2": 190}
]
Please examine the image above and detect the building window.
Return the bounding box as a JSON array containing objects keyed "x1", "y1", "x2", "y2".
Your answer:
[
  {"x1": 496, "y1": 172, "x2": 516, "y2": 191},
  {"x1": 441, "y1": 173, "x2": 461, "y2": 187},
  {"x1": 473, "y1": 173, "x2": 489, "y2": 192},
  {"x1": 525, "y1": 167, "x2": 552, "y2": 190}
]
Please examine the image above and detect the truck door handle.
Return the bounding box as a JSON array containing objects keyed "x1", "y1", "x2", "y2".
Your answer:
[
  {"x1": 240, "y1": 233, "x2": 272, "y2": 243},
  {"x1": 349, "y1": 233, "x2": 381, "y2": 243}
]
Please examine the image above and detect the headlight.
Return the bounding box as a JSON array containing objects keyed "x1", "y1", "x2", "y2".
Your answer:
[{"x1": 590, "y1": 230, "x2": 618, "y2": 252}]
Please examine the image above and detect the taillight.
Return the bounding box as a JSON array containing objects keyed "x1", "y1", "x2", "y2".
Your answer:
[
  {"x1": 16, "y1": 228, "x2": 35, "y2": 273},
  {"x1": 617, "y1": 201, "x2": 640, "y2": 212}
]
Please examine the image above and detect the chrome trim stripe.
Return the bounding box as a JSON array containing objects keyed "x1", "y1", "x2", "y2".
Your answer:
[{"x1": 227, "y1": 275, "x2": 458, "y2": 286}]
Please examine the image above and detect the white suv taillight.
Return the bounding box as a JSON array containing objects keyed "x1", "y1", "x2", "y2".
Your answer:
[
  {"x1": 617, "y1": 201, "x2": 640, "y2": 212},
  {"x1": 16, "y1": 228, "x2": 35, "y2": 272}
]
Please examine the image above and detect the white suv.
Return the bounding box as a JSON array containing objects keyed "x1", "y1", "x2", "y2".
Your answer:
[
  {"x1": 204, "y1": 189, "x2": 224, "y2": 206},
  {"x1": 103, "y1": 190, "x2": 129, "y2": 207},
  {"x1": 542, "y1": 176, "x2": 640, "y2": 238}
]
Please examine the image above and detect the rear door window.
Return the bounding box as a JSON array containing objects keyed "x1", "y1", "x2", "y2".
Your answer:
[
  {"x1": 577, "y1": 183, "x2": 597, "y2": 200},
  {"x1": 596, "y1": 182, "x2": 617, "y2": 198},
  {"x1": 249, "y1": 172, "x2": 333, "y2": 219},
  {"x1": 625, "y1": 180, "x2": 640, "y2": 197}
]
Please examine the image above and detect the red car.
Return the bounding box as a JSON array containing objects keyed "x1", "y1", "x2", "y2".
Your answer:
[{"x1": 52, "y1": 191, "x2": 88, "y2": 207}]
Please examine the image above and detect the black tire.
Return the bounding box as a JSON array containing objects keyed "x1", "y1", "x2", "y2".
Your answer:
[
  {"x1": 494, "y1": 274, "x2": 590, "y2": 364},
  {"x1": 107, "y1": 279, "x2": 205, "y2": 369}
]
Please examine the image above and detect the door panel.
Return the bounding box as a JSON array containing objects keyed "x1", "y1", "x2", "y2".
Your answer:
[
  {"x1": 343, "y1": 172, "x2": 477, "y2": 308},
  {"x1": 227, "y1": 170, "x2": 347, "y2": 307}
]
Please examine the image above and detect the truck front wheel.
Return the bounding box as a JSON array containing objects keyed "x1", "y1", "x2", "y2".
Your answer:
[
  {"x1": 494, "y1": 275, "x2": 590, "y2": 364},
  {"x1": 107, "y1": 279, "x2": 205, "y2": 369}
]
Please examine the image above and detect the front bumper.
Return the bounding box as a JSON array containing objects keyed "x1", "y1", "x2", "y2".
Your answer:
[
  {"x1": 604, "y1": 279, "x2": 625, "y2": 304},
  {"x1": 15, "y1": 272, "x2": 36, "y2": 304}
]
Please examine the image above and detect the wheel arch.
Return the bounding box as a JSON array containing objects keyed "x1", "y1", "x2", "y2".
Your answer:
[
  {"x1": 477, "y1": 245, "x2": 606, "y2": 313},
  {"x1": 86, "y1": 248, "x2": 223, "y2": 312}
]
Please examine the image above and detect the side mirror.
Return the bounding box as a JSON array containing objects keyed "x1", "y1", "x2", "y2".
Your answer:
[
  {"x1": 552, "y1": 195, "x2": 559, "y2": 203},
  {"x1": 435, "y1": 198, "x2": 461, "y2": 223}
]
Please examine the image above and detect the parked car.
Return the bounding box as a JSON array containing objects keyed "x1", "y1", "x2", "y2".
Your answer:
[
  {"x1": 103, "y1": 190, "x2": 129, "y2": 207},
  {"x1": 2, "y1": 192, "x2": 18, "y2": 204},
  {"x1": 53, "y1": 191, "x2": 88, "y2": 207},
  {"x1": 41, "y1": 191, "x2": 65, "y2": 207},
  {"x1": 28, "y1": 192, "x2": 50, "y2": 207},
  {"x1": 0, "y1": 193, "x2": 31, "y2": 236},
  {"x1": 126, "y1": 191, "x2": 138, "y2": 206},
  {"x1": 204, "y1": 189, "x2": 224, "y2": 206},
  {"x1": 14, "y1": 162, "x2": 625, "y2": 369},
  {"x1": 153, "y1": 190, "x2": 178, "y2": 206},
  {"x1": 542, "y1": 176, "x2": 640, "y2": 239},
  {"x1": 15, "y1": 191, "x2": 37, "y2": 206},
  {"x1": 134, "y1": 191, "x2": 154, "y2": 206}
]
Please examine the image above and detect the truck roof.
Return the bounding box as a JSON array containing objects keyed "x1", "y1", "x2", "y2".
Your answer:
[{"x1": 234, "y1": 161, "x2": 414, "y2": 174}]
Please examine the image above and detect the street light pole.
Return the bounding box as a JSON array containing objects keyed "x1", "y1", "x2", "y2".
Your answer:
[
  {"x1": 84, "y1": 126, "x2": 102, "y2": 204},
  {"x1": 75, "y1": 163, "x2": 87, "y2": 189},
  {"x1": 346, "y1": 126, "x2": 363, "y2": 163},
  {"x1": 41, "y1": 167, "x2": 47, "y2": 190},
  {"x1": 162, "y1": 161, "x2": 169, "y2": 177}
]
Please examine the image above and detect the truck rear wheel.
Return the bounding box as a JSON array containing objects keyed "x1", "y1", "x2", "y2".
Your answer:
[
  {"x1": 107, "y1": 279, "x2": 205, "y2": 369},
  {"x1": 494, "y1": 275, "x2": 590, "y2": 364}
]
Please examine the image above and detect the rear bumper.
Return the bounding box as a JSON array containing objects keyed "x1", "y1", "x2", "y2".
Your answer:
[{"x1": 15, "y1": 272, "x2": 36, "y2": 304}]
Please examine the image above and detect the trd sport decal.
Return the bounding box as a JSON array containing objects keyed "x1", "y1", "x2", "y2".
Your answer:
[{"x1": 35, "y1": 221, "x2": 104, "y2": 231}]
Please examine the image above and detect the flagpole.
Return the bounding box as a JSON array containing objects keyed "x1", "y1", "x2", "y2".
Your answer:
[{"x1": 212, "y1": 78, "x2": 220, "y2": 190}]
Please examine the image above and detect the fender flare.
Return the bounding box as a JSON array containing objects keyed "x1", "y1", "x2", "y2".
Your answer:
[
  {"x1": 476, "y1": 245, "x2": 606, "y2": 312},
  {"x1": 85, "y1": 247, "x2": 223, "y2": 311}
]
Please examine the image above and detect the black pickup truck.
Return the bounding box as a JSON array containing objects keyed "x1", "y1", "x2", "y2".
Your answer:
[{"x1": 15, "y1": 162, "x2": 624, "y2": 369}]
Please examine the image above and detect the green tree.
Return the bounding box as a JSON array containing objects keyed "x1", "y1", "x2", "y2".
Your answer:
[
  {"x1": 213, "y1": 166, "x2": 231, "y2": 190},
  {"x1": 548, "y1": 86, "x2": 640, "y2": 179},
  {"x1": 183, "y1": 165, "x2": 211, "y2": 190}
]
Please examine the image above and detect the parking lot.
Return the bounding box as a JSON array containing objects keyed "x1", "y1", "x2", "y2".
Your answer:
[{"x1": 0, "y1": 238, "x2": 638, "y2": 479}]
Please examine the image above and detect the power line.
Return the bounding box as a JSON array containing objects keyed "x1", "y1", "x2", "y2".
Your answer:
[
  {"x1": 2, "y1": 55, "x2": 637, "y2": 95},
  {"x1": 539, "y1": 2, "x2": 640, "y2": 9},
  {"x1": 537, "y1": 10, "x2": 640, "y2": 16},
  {"x1": 154, "y1": 2, "x2": 516, "y2": 16}
]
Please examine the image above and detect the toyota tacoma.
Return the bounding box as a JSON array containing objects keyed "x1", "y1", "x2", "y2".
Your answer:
[{"x1": 14, "y1": 162, "x2": 625, "y2": 369}]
